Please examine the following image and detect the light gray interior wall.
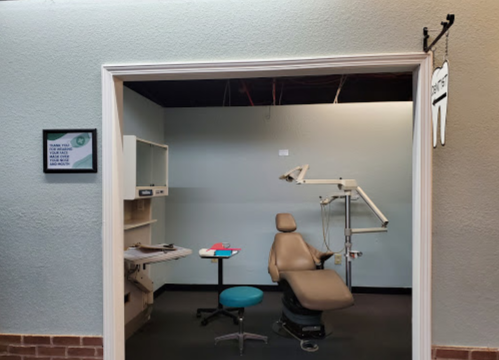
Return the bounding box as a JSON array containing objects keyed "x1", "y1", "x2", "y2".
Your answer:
[
  {"x1": 123, "y1": 87, "x2": 166, "y2": 290},
  {"x1": 0, "y1": 0, "x2": 497, "y2": 347},
  {"x1": 158, "y1": 103, "x2": 412, "y2": 287}
]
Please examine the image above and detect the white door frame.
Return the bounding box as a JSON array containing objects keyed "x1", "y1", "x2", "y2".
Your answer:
[{"x1": 101, "y1": 53, "x2": 433, "y2": 360}]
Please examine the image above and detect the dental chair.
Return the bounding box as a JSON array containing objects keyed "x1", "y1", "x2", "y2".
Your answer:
[{"x1": 268, "y1": 213, "x2": 354, "y2": 345}]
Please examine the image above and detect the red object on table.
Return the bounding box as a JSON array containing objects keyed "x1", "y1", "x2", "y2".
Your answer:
[{"x1": 209, "y1": 242, "x2": 241, "y2": 251}]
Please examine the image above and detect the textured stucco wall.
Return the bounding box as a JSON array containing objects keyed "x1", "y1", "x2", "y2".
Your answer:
[{"x1": 0, "y1": 0, "x2": 498, "y2": 347}]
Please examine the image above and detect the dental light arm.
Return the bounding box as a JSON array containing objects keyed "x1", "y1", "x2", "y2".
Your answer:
[
  {"x1": 279, "y1": 165, "x2": 309, "y2": 183},
  {"x1": 295, "y1": 164, "x2": 309, "y2": 183},
  {"x1": 279, "y1": 164, "x2": 389, "y2": 233},
  {"x1": 279, "y1": 165, "x2": 358, "y2": 189},
  {"x1": 356, "y1": 187, "x2": 388, "y2": 227}
]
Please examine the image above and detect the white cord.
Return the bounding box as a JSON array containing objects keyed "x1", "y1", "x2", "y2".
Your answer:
[
  {"x1": 320, "y1": 199, "x2": 331, "y2": 251},
  {"x1": 333, "y1": 75, "x2": 347, "y2": 104},
  {"x1": 320, "y1": 199, "x2": 345, "y2": 254}
]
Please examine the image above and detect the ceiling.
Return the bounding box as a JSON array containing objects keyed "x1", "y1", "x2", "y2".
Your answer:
[{"x1": 124, "y1": 73, "x2": 413, "y2": 108}]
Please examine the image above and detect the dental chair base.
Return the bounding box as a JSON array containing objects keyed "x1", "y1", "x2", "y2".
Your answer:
[
  {"x1": 280, "y1": 308, "x2": 325, "y2": 340},
  {"x1": 279, "y1": 280, "x2": 326, "y2": 340},
  {"x1": 273, "y1": 312, "x2": 324, "y2": 353}
]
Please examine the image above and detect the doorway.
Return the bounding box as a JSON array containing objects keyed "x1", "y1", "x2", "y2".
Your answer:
[{"x1": 101, "y1": 53, "x2": 433, "y2": 360}]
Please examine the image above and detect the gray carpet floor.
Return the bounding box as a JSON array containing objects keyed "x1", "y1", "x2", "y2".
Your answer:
[{"x1": 126, "y1": 291, "x2": 411, "y2": 360}]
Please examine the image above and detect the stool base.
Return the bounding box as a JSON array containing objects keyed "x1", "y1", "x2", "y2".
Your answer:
[
  {"x1": 214, "y1": 311, "x2": 268, "y2": 355},
  {"x1": 197, "y1": 307, "x2": 240, "y2": 326}
]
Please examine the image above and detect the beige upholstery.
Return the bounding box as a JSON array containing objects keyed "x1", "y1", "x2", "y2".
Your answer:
[
  {"x1": 268, "y1": 213, "x2": 354, "y2": 311},
  {"x1": 273, "y1": 233, "x2": 316, "y2": 272},
  {"x1": 280, "y1": 270, "x2": 353, "y2": 310},
  {"x1": 275, "y1": 213, "x2": 297, "y2": 232}
]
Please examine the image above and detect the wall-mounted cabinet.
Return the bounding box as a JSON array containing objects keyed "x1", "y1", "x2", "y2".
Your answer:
[{"x1": 124, "y1": 135, "x2": 168, "y2": 200}]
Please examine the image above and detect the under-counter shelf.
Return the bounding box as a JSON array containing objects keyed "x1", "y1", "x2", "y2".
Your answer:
[
  {"x1": 124, "y1": 199, "x2": 154, "y2": 248},
  {"x1": 124, "y1": 219, "x2": 158, "y2": 231}
]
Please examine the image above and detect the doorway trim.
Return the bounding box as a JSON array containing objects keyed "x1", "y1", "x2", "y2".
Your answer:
[{"x1": 102, "y1": 53, "x2": 432, "y2": 360}]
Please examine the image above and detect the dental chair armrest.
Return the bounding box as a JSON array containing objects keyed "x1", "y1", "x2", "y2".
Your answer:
[
  {"x1": 306, "y1": 244, "x2": 334, "y2": 269},
  {"x1": 319, "y1": 252, "x2": 334, "y2": 263},
  {"x1": 268, "y1": 244, "x2": 281, "y2": 282},
  {"x1": 318, "y1": 252, "x2": 334, "y2": 269}
]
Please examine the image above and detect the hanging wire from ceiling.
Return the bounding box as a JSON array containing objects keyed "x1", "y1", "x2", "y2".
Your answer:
[
  {"x1": 333, "y1": 75, "x2": 348, "y2": 104},
  {"x1": 272, "y1": 78, "x2": 276, "y2": 106},
  {"x1": 279, "y1": 82, "x2": 284, "y2": 105},
  {"x1": 222, "y1": 79, "x2": 230, "y2": 106},
  {"x1": 240, "y1": 80, "x2": 255, "y2": 106}
]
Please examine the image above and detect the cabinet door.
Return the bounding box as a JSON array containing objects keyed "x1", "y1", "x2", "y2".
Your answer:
[
  {"x1": 136, "y1": 141, "x2": 153, "y2": 186},
  {"x1": 151, "y1": 145, "x2": 167, "y2": 187}
]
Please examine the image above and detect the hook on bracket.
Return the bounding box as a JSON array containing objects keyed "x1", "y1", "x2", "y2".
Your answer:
[{"x1": 423, "y1": 14, "x2": 455, "y2": 53}]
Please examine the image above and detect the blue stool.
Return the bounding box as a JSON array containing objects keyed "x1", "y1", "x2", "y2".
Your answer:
[{"x1": 214, "y1": 286, "x2": 268, "y2": 355}]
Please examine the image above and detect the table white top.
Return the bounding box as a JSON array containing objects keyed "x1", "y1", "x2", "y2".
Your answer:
[
  {"x1": 124, "y1": 246, "x2": 192, "y2": 266},
  {"x1": 199, "y1": 249, "x2": 240, "y2": 259}
]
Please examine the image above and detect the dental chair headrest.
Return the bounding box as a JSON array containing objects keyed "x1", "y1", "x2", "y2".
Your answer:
[{"x1": 276, "y1": 213, "x2": 297, "y2": 232}]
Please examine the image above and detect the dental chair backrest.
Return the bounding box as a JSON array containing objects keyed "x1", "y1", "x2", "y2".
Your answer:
[{"x1": 268, "y1": 213, "x2": 316, "y2": 282}]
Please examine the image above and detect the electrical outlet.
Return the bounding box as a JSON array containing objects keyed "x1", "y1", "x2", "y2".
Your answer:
[
  {"x1": 211, "y1": 258, "x2": 218, "y2": 263},
  {"x1": 334, "y1": 253, "x2": 342, "y2": 265}
]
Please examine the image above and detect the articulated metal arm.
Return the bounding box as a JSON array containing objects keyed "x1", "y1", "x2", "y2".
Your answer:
[{"x1": 279, "y1": 164, "x2": 389, "y2": 231}]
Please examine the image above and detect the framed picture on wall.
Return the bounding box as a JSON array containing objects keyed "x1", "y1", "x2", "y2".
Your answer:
[{"x1": 43, "y1": 129, "x2": 98, "y2": 173}]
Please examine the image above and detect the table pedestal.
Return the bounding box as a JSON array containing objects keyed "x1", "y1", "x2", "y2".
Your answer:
[{"x1": 196, "y1": 258, "x2": 241, "y2": 325}]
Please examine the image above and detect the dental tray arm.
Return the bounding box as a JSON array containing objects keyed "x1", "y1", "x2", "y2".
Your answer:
[{"x1": 306, "y1": 243, "x2": 334, "y2": 269}]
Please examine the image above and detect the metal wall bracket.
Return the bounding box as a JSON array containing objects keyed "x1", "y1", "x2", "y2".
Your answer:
[{"x1": 423, "y1": 14, "x2": 455, "y2": 53}]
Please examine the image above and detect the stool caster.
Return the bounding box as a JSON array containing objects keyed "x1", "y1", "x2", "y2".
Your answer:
[
  {"x1": 196, "y1": 311, "x2": 201, "y2": 318},
  {"x1": 201, "y1": 319, "x2": 208, "y2": 326}
]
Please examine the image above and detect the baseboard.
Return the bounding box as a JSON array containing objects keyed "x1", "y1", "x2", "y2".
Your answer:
[
  {"x1": 154, "y1": 284, "x2": 412, "y2": 298},
  {"x1": 154, "y1": 284, "x2": 280, "y2": 298},
  {"x1": 352, "y1": 286, "x2": 412, "y2": 295}
]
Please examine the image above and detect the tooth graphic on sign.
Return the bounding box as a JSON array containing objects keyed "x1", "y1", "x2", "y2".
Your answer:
[{"x1": 431, "y1": 61, "x2": 449, "y2": 147}]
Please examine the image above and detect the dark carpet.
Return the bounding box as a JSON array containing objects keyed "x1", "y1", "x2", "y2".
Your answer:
[{"x1": 126, "y1": 291, "x2": 411, "y2": 360}]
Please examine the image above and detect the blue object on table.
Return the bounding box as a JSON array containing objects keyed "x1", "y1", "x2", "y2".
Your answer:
[
  {"x1": 214, "y1": 250, "x2": 232, "y2": 257},
  {"x1": 220, "y1": 286, "x2": 264, "y2": 308}
]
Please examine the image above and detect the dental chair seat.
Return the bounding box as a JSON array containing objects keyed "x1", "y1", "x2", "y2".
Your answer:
[{"x1": 280, "y1": 270, "x2": 353, "y2": 311}]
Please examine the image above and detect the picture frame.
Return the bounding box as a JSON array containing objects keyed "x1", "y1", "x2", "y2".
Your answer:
[{"x1": 43, "y1": 129, "x2": 98, "y2": 173}]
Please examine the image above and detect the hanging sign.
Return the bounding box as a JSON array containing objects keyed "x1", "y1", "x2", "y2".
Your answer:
[
  {"x1": 43, "y1": 129, "x2": 97, "y2": 173},
  {"x1": 431, "y1": 61, "x2": 449, "y2": 147}
]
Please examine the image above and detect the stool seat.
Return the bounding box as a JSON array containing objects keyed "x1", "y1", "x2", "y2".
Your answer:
[{"x1": 220, "y1": 286, "x2": 263, "y2": 308}]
